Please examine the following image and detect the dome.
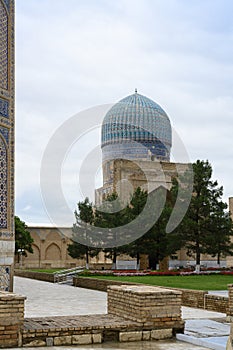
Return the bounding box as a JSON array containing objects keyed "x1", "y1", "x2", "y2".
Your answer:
[{"x1": 101, "y1": 91, "x2": 172, "y2": 162}]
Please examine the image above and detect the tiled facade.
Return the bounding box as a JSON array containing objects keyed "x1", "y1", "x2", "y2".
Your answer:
[
  {"x1": 101, "y1": 92, "x2": 172, "y2": 162},
  {"x1": 0, "y1": 0, "x2": 15, "y2": 292}
]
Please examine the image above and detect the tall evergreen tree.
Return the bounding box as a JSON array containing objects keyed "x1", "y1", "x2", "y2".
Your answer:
[
  {"x1": 176, "y1": 160, "x2": 233, "y2": 271},
  {"x1": 205, "y1": 201, "x2": 233, "y2": 265},
  {"x1": 94, "y1": 193, "x2": 129, "y2": 269},
  {"x1": 68, "y1": 198, "x2": 99, "y2": 268},
  {"x1": 120, "y1": 187, "x2": 148, "y2": 269}
]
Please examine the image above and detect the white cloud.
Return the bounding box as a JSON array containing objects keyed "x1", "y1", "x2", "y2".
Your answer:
[{"x1": 15, "y1": 0, "x2": 233, "y2": 223}]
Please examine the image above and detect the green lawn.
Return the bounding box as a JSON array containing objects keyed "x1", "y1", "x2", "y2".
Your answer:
[
  {"x1": 87, "y1": 274, "x2": 233, "y2": 290},
  {"x1": 27, "y1": 268, "x2": 64, "y2": 273}
]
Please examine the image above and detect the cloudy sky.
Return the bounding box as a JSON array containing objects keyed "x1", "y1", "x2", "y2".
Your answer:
[{"x1": 15, "y1": 0, "x2": 233, "y2": 225}]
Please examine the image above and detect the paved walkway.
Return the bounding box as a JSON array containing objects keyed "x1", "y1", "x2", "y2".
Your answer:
[{"x1": 13, "y1": 277, "x2": 230, "y2": 349}]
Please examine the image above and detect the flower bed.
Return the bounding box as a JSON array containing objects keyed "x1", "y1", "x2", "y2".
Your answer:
[{"x1": 78, "y1": 268, "x2": 233, "y2": 277}]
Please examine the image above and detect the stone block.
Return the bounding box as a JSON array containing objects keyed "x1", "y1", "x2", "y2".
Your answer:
[
  {"x1": 46, "y1": 337, "x2": 54, "y2": 346},
  {"x1": 142, "y1": 331, "x2": 151, "y2": 341},
  {"x1": 92, "y1": 333, "x2": 102, "y2": 344},
  {"x1": 119, "y1": 331, "x2": 142, "y2": 342},
  {"x1": 151, "y1": 328, "x2": 173, "y2": 340},
  {"x1": 54, "y1": 336, "x2": 72, "y2": 346},
  {"x1": 23, "y1": 339, "x2": 46, "y2": 347},
  {"x1": 72, "y1": 334, "x2": 92, "y2": 345}
]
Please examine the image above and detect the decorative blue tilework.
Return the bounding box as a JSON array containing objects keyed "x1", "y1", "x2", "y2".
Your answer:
[
  {"x1": 0, "y1": 266, "x2": 10, "y2": 291},
  {"x1": 0, "y1": 126, "x2": 9, "y2": 144},
  {"x1": 0, "y1": 98, "x2": 9, "y2": 118},
  {"x1": 0, "y1": 137, "x2": 7, "y2": 229},
  {"x1": 102, "y1": 92, "x2": 172, "y2": 161},
  {"x1": 2, "y1": 0, "x2": 9, "y2": 11},
  {"x1": 0, "y1": 1, "x2": 8, "y2": 90}
]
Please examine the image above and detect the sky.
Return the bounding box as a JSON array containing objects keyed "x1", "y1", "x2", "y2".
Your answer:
[{"x1": 15, "y1": 0, "x2": 233, "y2": 225}]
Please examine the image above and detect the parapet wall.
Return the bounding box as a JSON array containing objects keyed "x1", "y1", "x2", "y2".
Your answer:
[
  {"x1": 15, "y1": 272, "x2": 230, "y2": 315},
  {"x1": 73, "y1": 276, "x2": 227, "y2": 313},
  {"x1": 0, "y1": 284, "x2": 184, "y2": 347},
  {"x1": 0, "y1": 291, "x2": 26, "y2": 348},
  {"x1": 108, "y1": 285, "x2": 184, "y2": 332},
  {"x1": 15, "y1": 270, "x2": 54, "y2": 283}
]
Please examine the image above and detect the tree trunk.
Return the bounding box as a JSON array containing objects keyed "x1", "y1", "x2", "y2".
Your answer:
[
  {"x1": 149, "y1": 255, "x2": 158, "y2": 270},
  {"x1": 112, "y1": 250, "x2": 117, "y2": 270},
  {"x1": 217, "y1": 252, "x2": 220, "y2": 266},
  {"x1": 195, "y1": 239, "x2": 201, "y2": 273},
  {"x1": 136, "y1": 252, "x2": 140, "y2": 270},
  {"x1": 86, "y1": 247, "x2": 89, "y2": 270}
]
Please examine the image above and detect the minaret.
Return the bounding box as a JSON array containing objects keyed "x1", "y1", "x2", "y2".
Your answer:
[{"x1": 0, "y1": 0, "x2": 15, "y2": 292}]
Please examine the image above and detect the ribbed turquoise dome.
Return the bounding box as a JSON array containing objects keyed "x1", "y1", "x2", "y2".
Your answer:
[{"x1": 101, "y1": 91, "x2": 172, "y2": 161}]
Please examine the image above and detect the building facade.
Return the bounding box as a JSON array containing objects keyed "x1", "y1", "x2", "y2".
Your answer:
[
  {"x1": 17, "y1": 227, "x2": 113, "y2": 270},
  {"x1": 0, "y1": 0, "x2": 15, "y2": 291},
  {"x1": 96, "y1": 91, "x2": 230, "y2": 269}
]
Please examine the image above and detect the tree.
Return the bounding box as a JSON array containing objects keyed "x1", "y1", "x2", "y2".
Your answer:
[
  {"x1": 68, "y1": 198, "x2": 99, "y2": 268},
  {"x1": 137, "y1": 187, "x2": 184, "y2": 270},
  {"x1": 205, "y1": 201, "x2": 233, "y2": 265},
  {"x1": 121, "y1": 186, "x2": 184, "y2": 270},
  {"x1": 176, "y1": 160, "x2": 233, "y2": 271},
  {"x1": 121, "y1": 187, "x2": 148, "y2": 269},
  {"x1": 15, "y1": 216, "x2": 34, "y2": 263},
  {"x1": 94, "y1": 193, "x2": 129, "y2": 269}
]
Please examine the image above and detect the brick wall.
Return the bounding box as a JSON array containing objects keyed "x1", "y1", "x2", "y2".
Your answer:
[
  {"x1": 73, "y1": 277, "x2": 228, "y2": 313},
  {"x1": 15, "y1": 270, "x2": 54, "y2": 283},
  {"x1": 107, "y1": 285, "x2": 184, "y2": 332},
  {"x1": 180, "y1": 289, "x2": 207, "y2": 309},
  {"x1": 205, "y1": 294, "x2": 228, "y2": 314},
  {"x1": 73, "y1": 276, "x2": 138, "y2": 291},
  {"x1": 0, "y1": 291, "x2": 26, "y2": 348}
]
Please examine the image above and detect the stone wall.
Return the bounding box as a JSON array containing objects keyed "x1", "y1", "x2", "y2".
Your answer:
[
  {"x1": 0, "y1": 285, "x2": 184, "y2": 347},
  {"x1": 181, "y1": 289, "x2": 207, "y2": 309},
  {"x1": 73, "y1": 277, "x2": 228, "y2": 313},
  {"x1": 73, "y1": 276, "x2": 138, "y2": 291},
  {"x1": 206, "y1": 294, "x2": 228, "y2": 314},
  {"x1": 108, "y1": 285, "x2": 184, "y2": 332},
  {"x1": 15, "y1": 270, "x2": 54, "y2": 283},
  {"x1": 227, "y1": 284, "x2": 233, "y2": 320},
  {"x1": 0, "y1": 291, "x2": 26, "y2": 348}
]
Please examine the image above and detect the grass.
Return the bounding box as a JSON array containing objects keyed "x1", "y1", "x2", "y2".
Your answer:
[
  {"x1": 26, "y1": 268, "x2": 64, "y2": 273},
  {"x1": 86, "y1": 274, "x2": 233, "y2": 290}
]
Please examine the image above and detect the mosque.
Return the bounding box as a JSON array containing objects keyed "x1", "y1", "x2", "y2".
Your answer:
[
  {"x1": 21, "y1": 90, "x2": 231, "y2": 271},
  {"x1": 96, "y1": 89, "x2": 188, "y2": 205},
  {"x1": 0, "y1": 2, "x2": 231, "y2": 285}
]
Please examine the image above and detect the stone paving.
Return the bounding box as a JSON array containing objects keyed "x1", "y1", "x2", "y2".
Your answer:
[
  {"x1": 13, "y1": 276, "x2": 227, "y2": 349},
  {"x1": 14, "y1": 276, "x2": 107, "y2": 318}
]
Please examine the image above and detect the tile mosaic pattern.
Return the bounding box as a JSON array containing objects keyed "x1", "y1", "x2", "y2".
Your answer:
[
  {"x1": 0, "y1": 1, "x2": 8, "y2": 90},
  {"x1": 102, "y1": 92, "x2": 171, "y2": 161},
  {"x1": 0, "y1": 266, "x2": 10, "y2": 291},
  {"x1": 0, "y1": 137, "x2": 7, "y2": 229},
  {"x1": 0, "y1": 97, "x2": 9, "y2": 118},
  {"x1": 3, "y1": 0, "x2": 10, "y2": 11},
  {"x1": 0, "y1": 126, "x2": 9, "y2": 144},
  {"x1": 0, "y1": 0, "x2": 14, "y2": 292}
]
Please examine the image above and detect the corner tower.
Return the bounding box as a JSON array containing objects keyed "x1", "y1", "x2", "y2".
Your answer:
[{"x1": 0, "y1": 0, "x2": 15, "y2": 291}]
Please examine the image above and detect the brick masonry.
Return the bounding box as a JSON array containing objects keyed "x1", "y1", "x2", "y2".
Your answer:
[
  {"x1": 73, "y1": 276, "x2": 228, "y2": 313},
  {"x1": 0, "y1": 291, "x2": 26, "y2": 348},
  {"x1": 15, "y1": 272, "x2": 231, "y2": 314},
  {"x1": 21, "y1": 285, "x2": 184, "y2": 346},
  {"x1": 15, "y1": 270, "x2": 54, "y2": 283},
  {"x1": 107, "y1": 285, "x2": 184, "y2": 332},
  {"x1": 0, "y1": 283, "x2": 186, "y2": 347}
]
